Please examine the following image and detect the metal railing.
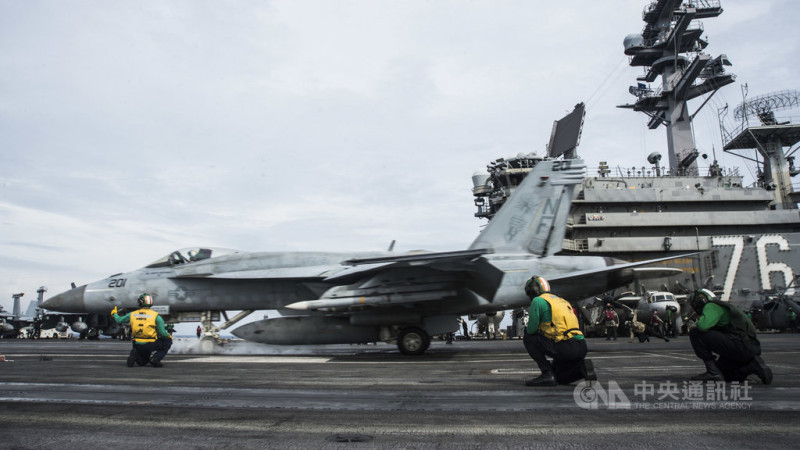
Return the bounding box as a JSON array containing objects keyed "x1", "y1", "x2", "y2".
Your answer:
[{"x1": 720, "y1": 114, "x2": 800, "y2": 148}]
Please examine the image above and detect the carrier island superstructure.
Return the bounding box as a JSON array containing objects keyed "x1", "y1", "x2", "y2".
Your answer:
[{"x1": 471, "y1": 0, "x2": 800, "y2": 326}]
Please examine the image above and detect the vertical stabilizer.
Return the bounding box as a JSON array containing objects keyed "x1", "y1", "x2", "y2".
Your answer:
[
  {"x1": 469, "y1": 159, "x2": 585, "y2": 255},
  {"x1": 24, "y1": 301, "x2": 39, "y2": 318},
  {"x1": 11, "y1": 293, "x2": 23, "y2": 318}
]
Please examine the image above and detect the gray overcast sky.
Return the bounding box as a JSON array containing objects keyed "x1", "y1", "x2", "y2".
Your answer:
[{"x1": 1, "y1": 0, "x2": 798, "y2": 310}]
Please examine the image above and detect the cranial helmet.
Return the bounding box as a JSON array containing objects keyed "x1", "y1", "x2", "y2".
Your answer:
[
  {"x1": 690, "y1": 289, "x2": 716, "y2": 313},
  {"x1": 524, "y1": 276, "x2": 550, "y2": 298},
  {"x1": 137, "y1": 293, "x2": 154, "y2": 307}
]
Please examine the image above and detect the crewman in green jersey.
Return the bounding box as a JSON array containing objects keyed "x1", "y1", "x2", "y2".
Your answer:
[
  {"x1": 522, "y1": 276, "x2": 597, "y2": 386},
  {"x1": 689, "y1": 289, "x2": 772, "y2": 384}
]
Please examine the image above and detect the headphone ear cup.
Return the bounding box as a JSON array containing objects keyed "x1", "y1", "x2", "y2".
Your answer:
[
  {"x1": 691, "y1": 290, "x2": 710, "y2": 313},
  {"x1": 524, "y1": 278, "x2": 534, "y2": 298}
]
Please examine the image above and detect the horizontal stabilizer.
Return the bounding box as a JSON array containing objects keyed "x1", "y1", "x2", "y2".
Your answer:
[
  {"x1": 547, "y1": 254, "x2": 695, "y2": 299},
  {"x1": 632, "y1": 267, "x2": 684, "y2": 279},
  {"x1": 549, "y1": 254, "x2": 694, "y2": 283}
]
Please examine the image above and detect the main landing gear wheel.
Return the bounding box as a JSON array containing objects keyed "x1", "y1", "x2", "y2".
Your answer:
[{"x1": 397, "y1": 327, "x2": 431, "y2": 355}]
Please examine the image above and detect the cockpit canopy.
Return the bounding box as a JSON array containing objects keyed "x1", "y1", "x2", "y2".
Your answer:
[{"x1": 145, "y1": 247, "x2": 239, "y2": 268}]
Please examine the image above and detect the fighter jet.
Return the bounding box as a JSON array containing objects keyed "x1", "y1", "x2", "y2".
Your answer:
[
  {"x1": 1, "y1": 292, "x2": 42, "y2": 338},
  {"x1": 0, "y1": 301, "x2": 18, "y2": 337},
  {"x1": 44, "y1": 158, "x2": 683, "y2": 354}
]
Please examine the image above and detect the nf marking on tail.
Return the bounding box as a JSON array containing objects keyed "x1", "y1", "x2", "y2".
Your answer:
[{"x1": 470, "y1": 159, "x2": 586, "y2": 255}]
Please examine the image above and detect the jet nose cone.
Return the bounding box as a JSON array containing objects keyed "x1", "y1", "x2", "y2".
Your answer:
[{"x1": 42, "y1": 285, "x2": 87, "y2": 312}]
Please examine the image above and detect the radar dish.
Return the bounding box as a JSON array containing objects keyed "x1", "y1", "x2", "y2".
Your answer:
[
  {"x1": 734, "y1": 90, "x2": 800, "y2": 122},
  {"x1": 547, "y1": 102, "x2": 585, "y2": 159}
]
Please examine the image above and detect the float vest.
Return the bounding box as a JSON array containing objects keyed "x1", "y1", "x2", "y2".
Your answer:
[
  {"x1": 707, "y1": 299, "x2": 759, "y2": 344},
  {"x1": 537, "y1": 293, "x2": 583, "y2": 342},
  {"x1": 604, "y1": 310, "x2": 616, "y2": 321},
  {"x1": 131, "y1": 308, "x2": 159, "y2": 343}
]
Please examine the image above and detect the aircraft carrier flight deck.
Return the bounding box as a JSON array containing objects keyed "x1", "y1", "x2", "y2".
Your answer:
[{"x1": 1, "y1": 335, "x2": 799, "y2": 449}]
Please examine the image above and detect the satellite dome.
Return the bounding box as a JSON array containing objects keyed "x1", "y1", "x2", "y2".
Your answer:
[{"x1": 623, "y1": 34, "x2": 644, "y2": 55}]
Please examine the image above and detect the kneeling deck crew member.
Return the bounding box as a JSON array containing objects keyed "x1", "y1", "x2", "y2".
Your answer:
[
  {"x1": 522, "y1": 276, "x2": 596, "y2": 386},
  {"x1": 689, "y1": 289, "x2": 772, "y2": 384},
  {"x1": 112, "y1": 293, "x2": 171, "y2": 368}
]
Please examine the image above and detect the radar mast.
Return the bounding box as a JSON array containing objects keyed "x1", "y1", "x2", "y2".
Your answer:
[{"x1": 619, "y1": 0, "x2": 734, "y2": 175}]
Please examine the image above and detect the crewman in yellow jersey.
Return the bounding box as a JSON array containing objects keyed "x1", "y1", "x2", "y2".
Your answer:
[
  {"x1": 522, "y1": 276, "x2": 597, "y2": 386},
  {"x1": 112, "y1": 293, "x2": 171, "y2": 367}
]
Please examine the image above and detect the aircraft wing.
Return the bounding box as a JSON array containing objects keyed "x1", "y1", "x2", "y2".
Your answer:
[
  {"x1": 171, "y1": 264, "x2": 346, "y2": 280},
  {"x1": 286, "y1": 252, "x2": 691, "y2": 312},
  {"x1": 328, "y1": 249, "x2": 494, "y2": 282},
  {"x1": 170, "y1": 249, "x2": 499, "y2": 286},
  {"x1": 284, "y1": 249, "x2": 504, "y2": 311},
  {"x1": 341, "y1": 248, "x2": 489, "y2": 266}
]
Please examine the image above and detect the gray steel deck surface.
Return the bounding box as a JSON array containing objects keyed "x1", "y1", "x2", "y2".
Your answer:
[{"x1": 1, "y1": 335, "x2": 799, "y2": 448}]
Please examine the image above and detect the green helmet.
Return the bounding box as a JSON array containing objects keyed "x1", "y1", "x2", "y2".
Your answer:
[
  {"x1": 524, "y1": 276, "x2": 550, "y2": 298},
  {"x1": 137, "y1": 293, "x2": 154, "y2": 307}
]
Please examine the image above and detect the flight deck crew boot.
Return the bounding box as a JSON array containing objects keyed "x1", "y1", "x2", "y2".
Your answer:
[
  {"x1": 690, "y1": 360, "x2": 724, "y2": 382},
  {"x1": 126, "y1": 349, "x2": 137, "y2": 367},
  {"x1": 525, "y1": 371, "x2": 556, "y2": 386},
  {"x1": 581, "y1": 359, "x2": 597, "y2": 381},
  {"x1": 149, "y1": 357, "x2": 163, "y2": 368},
  {"x1": 744, "y1": 356, "x2": 773, "y2": 385}
]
